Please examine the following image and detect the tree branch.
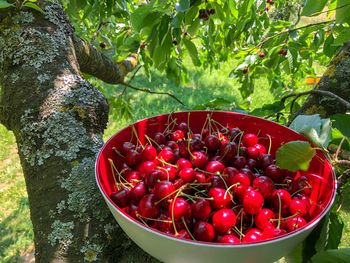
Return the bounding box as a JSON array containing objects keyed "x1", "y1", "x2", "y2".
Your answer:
[
  {"x1": 120, "y1": 82, "x2": 184, "y2": 105},
  {"x1": 73, "y1": 36, "x2": 137, "y2": 84},
  {"x1": 258, "y1": 20, "x2": 334, "y2": 48},
  {"x1": 282, "y1": 90, "x2": 350, "y2": 111}
]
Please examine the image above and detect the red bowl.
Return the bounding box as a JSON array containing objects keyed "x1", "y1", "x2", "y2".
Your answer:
[{"x1": 95, "y1": 111, "x2": 336, "y2": 263}]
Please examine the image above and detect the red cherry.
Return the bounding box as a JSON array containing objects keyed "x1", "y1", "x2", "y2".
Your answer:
[
  {"x1": 247, "y1": 146, "x2": 260, "y2": 159},
  {"x1": 230, "y1": 172, "x2": 250, "y2": 197},
  {"x1": 242, "y1": 228, "x2": 263, "y2": 243},
  {"x1": 138, "y1": 161, "x2": 157, "y2": 176},
  {"x1": 121, "y1": 141, "x2": 136, "y2": 155},
  {"x1": 220, "y1": 142, "x2": 237, "y2": 162},
  {"x1": 288, "y1": 198, "x2": 308, "y2": 217},
  {"x1": 270, "y1": 189, "x2": 292, "y2": 213},
  {"x1": 145, "y1": 169, "x2": 164, "y2": 187},
  {"x1": 193, "y1": 221, "x2": 216, "y2": 242},
  {"x1": 233, "y1": 156, "x2": 246, "y2": 169},
  {"x1": 161, "y1": 165, "x2": 178, "y2": 181},
  {"x1": 141, "y1": 145, "x2": 157, "y2": 161},
  {"x1": 177, "y1": 122, "x2": 189, "y2": 134},
  {"x1": 255, "y1": 143, "x2": 267, "y2": 156},
  {"x1": 153, "y1": 132, "x2": 166, "y2": 144},
  {"x1": 217, "y1": 234, "x2": 241, "y2": 244},
  {"x1": 243, "y1": 189, "x2": 264, "y2": 215},
  {"x1": 191, "y1": 151, "x2": 209, "y2": 169},
  {"x1": 168, "y1": 197, "x2": 191, "y2": 221},
  {"x1": 265, "y1": 164, "x2": 284, "y2": 182},
  {"x1": 171, "y1": 130, "x2": 185, "y2": 141},
  {"x1": 259, "y1": 52, "x2": 266, "y2": 58},
  {"x1": 138, "y1": 194, "x2": 160, "y2": 219},
  {"x1": 129, "y1": 181, "x2": 147, "y2": 203},
  {"x1": 158, "y1": 148, "x2": 175, "y2": 163},
  {"x1": 205, "y1": 161, "x2": 225, "y2": 174},
  {"x1": 208, "y1": 187, "x2": 232, "y2": 209},
  {"x1": 259, "y1": 153, "x2": 274, "y2": 169},
  {"x1": 252, "y1": 176, "x2": 275, "y2": 199},
  {"x1": 262, "y1": 225, "x2": 286, "y2": 239},
  {"x1": 176, "y1": 229, "x2": 191, "y2": 240},
  {"x1": 284, "y1": 216, "x2": 307, "y2": 232},
  {"x1": 154, "y1": 181, "x2": 175, "y2": 201},
  {"x1": 255, "y1": 208, "x2": 276, "y2": 230},
  {"x1": 179, "y1": 168, "x2": 196, "y2": 183},
  {"x1": 110, "y1": 188, "x2": 130, "y2": 208},
  {"x1": 194, "y1": 171, "x2": 207, "y2": 183},
  {"x1": 212, "y1": 209, "x2": 237, "y2": 233},
  {"x1": 176, "y1": 158, "x2": 192, "y2": 170},
  {"x1": 192, "y1": 199, "x2": 212, "y2": 221},
  {"x1": 125, "y1": 170, "x2": 141, "y2": 184},
  {"x1": 205, "y1": 135, "x2": 221, "y2": 152},
  {"x1": 242, "y1": 133, "x2": 258, "y2": 147},
  {"x1": 125, "y1": 149, "x2": 140, "y2": 167}
]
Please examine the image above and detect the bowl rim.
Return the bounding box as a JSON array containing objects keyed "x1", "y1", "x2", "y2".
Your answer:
[{"x1": 95, "y1": 110, "x2": 337, "y2": 247}]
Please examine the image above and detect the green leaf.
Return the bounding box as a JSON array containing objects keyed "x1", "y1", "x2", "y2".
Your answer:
[
  {"x1": 182, "y1": 38, "x2": 200, "y2": 66},
  {"x1": 289, "y1": 114, "x2": 332, "y2": 148},
  {"x1": 336, "y1": 0, "x2": 350, "y2": 24},
  {"x1": 331, "y1": 114, "x2": 350, "y2": 139},
  {"x1": 327, "y1": 212, "x2": 344, "y2": 250},
  {"x1": 130, "y1": 5, "x2": 160, "y2": 32},
  {"x1": 250, "y1": 101, "x2": 285, "y2": 117},
  {"x1": 239, "y1": 75, "x2": 254, "y2": 99},
  {"x1": 276, "y1": 141, "x2": 316, "y2": 172},
  {"x1": 311, "y1": 249, "x2": 350, "y2": 263},
  {"x1": 0, "y1": 0, "x2": 14, "y2": 8},
  {"x1": 301, "y1": 0, "x2": 328, "y2": 16},
  {"x1": 175, "y1": 0, "x2": 190, "y2": 12},
  {"x1": 23, "y1": 2, "x2": 46, "y2": 14}
]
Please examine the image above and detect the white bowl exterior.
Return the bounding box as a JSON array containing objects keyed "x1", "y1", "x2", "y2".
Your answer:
[{"x1": 104, "y1": 197, "x2": 315, "y2": 263}]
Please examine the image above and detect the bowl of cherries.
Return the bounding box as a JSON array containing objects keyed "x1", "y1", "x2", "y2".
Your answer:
[{"x1": 95, "y1": 111, "x2": 336, "y2": 263}]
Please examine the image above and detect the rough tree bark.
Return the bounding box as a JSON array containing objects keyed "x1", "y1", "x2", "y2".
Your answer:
[
  {"x1": 0, "y1": 2, "x2": 157, "y2": 263},
  {"x1": 291, "y1": 41, "x2": 350, "y2": 119}
]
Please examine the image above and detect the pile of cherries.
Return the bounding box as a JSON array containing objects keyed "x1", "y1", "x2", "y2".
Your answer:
[{"x1": 109, "y1": 116, "x2": 313, "y2": 244}]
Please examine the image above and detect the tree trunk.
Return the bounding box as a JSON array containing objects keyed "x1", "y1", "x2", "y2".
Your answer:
[
  {"x1": 0, "y1": 2, "x2": 157, "y2": 263},
  {"x1": 292, "y1": 41, "x2": 350, "y2": 118}
]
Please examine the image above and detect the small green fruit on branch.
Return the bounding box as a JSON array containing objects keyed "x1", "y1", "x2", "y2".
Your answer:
[{"x1": 276, "y1": 141, "x2": 316, "y2": 172}]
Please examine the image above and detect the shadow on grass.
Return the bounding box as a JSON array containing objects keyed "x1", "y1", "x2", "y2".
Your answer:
[{"x1": 0, "y1": 197, "x2": 33, "y2": 263}]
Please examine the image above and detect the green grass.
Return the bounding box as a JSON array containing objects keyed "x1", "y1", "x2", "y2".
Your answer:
[
  {"x1": 0, "y1": 61, "x2": 349, "y2": 262},
  {"x1": 0, "y1": 125, "x2": 34, "y2": 263}
]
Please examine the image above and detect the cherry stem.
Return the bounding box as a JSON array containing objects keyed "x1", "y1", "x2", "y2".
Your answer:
[
  {"x1": 145, "y1": 134, "x2": 161, "y2": 149},
  {"x1": 163, "y1": 117, "x2": 178, "y2": 136},
  {"x1": 267, "y1": 134, "x2": 272, "y2": 154},
  {"x1": 291, "y1": 185, "x2": 312, "y2": 197},
  {"x1": 277, "y1": 193, "x2": 282, "y2": 229},
  {"x1": 109, "y1": 159, "x2": 130, "y2": 190},
  {"x1": 233, "y1": 225, "x2": 245, "y2": 239},
  {"x1": 187, "y1": 112, "x2": 193, "y2": 137},
  {"x1": 171, "y1": 188, "x2": 183, "y2": 235},
  {"x1": 200, "y1": 115, "x2": 209, "y2": 137},
  {"x1": 108, "y1": 158, "x2": 119, "y2": 190},
  {"x1": 270, "y1": 212, "x2": 299, "y2": 222},
  {"x1": 224, "y1": 183, "x2": 239, "y2": 199},
  {"x1": 137, "y1": 213, "x2": 172, "y2": 223},
  {"x1": 154, "y1": 186, "x2": 184, "y2": 205},
  {"x1": 236, "y1": 132, "x2": 244, "y2": 157},
  {"x1": 137, "y1": 214, "x2": 149, "y2": 227},
  {"x1": 131, "y1": 125, "x2": 144, "y2": 150},
  {"x1": 112, "y1": 147, "x2": 125, "y2": 158},
  {"x1": 181, "y1": 217, "x2": 196, "y2": 240}
]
